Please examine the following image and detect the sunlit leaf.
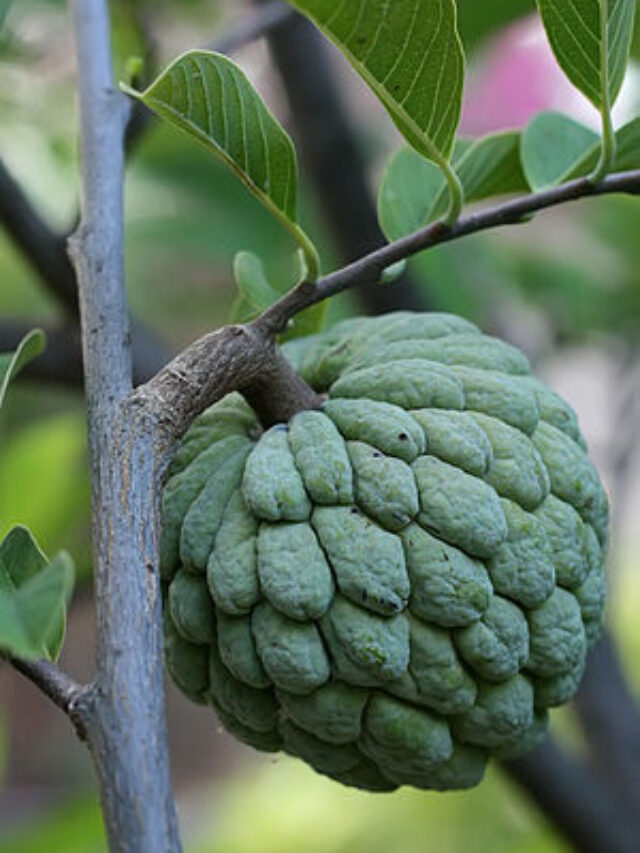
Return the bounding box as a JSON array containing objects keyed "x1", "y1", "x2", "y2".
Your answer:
[
  {"x1": 537, "y1": 0, "x2": 635, "y2": 108},
  {"x1": 0, "y1": 328, "x2": 45, "y2": 410},
  {"x1": 0, "y1": 526, "x2": 74, "y2": 661},
  {"x1": 121, "y1": 51, "x2": 320, "y2": 279},
  {"x1": 286, "y1": 0, "x2": 465, "y2": 167},
  {"x1": 378, "y1": 132, "x2": 526, "y2": 241}
]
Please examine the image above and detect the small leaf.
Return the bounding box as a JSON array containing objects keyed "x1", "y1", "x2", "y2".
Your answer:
[
  {"x1": 233, "y1": 251, "x2": 281, "y2": 313},
  {"x1": 521, "y1": 112, "x2": 599, "y2": 190},
  {"x1": 0, "y1": 526, "x2": 74, "y2": 662},
  {"x1": 280, "y1": 301, "x2": 327, "y2": 342},
  {"x1": 537, "y1": 0, "x2": 636, "y2": 108},
  {"x1": 232, "y1": 251, "x2": 326, "y2": 340},
  {"x1": 378, "y1": 132, "x2": 527, "y2": 242},
  {"x1": 121, "y1": 51, "x2": 320, "y2": 279},
  {"x1": 286, "y1": 0, "x2": 465, "y2": 167},
  {"x1": 0, "y1": 329, "x2": 45, "y2": 410},
  {"x1": 380, "y1": 260, "x2": 408, "y2": 285}
]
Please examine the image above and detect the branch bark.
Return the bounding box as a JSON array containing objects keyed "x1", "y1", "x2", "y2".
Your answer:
[
  {"x1": 258, "y1": 168, "x2": 640, "y2": 334},
  {"x1": 67, "y1": 1, "x2": 180, "y2": 849},
  {"x1": 9, "y1": 658, "x2": 89, "y2": 739}
]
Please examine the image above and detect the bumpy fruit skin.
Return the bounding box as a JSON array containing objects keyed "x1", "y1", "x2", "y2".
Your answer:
[{"x1": 161, "y1": 312, "x2": 608, "y2": 792}]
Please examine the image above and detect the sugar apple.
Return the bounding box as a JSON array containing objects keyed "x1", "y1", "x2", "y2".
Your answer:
[{"x1": 160, "y1": 311, "x2": 608, "y2": 792}]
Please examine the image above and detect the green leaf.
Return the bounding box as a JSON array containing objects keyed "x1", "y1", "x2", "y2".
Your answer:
[
  {"x1": 537, "y1": 0, "x2": 636, "y2": 108},
  {"x1": 0, "y1": 526, "x2": 74, "y2": 661},
  {"x1": 121, "y1": 51, "x2": 320, "y2": 280},
  {"x1": 568, "y1": 116, "x2": 640, "y2": 175},
  {"x1": 522, "y1": 112, "x2": 640, "y2": 189},
  {"x1": 233, "y1": 251, "x2": 281, "y2": 313},
  {"x1": 521, "y1": 112, "x2": 599, "y2": 190},
  {"x1": 378, "y1": 132, "x2": 527, "y2": 241},
  {"x1": 0, "y1": 328, "x2": 45, "y2": 410},
  {"x1": 380, "y1": 259, "x2": 408, "y2": 284},
  {"x1": 286, "y1": 0, "x2": 465, "y2": 168},
  {"x1": 378, "y1": 150, "x2": 445, "y2": 242},
  {"x1": 231, "y1": 251, "x2": 327, "y2": 340}
]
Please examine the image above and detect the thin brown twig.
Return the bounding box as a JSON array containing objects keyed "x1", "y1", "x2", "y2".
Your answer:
[
  {"x1": 9, "y1": 658, "x2": 88, "y2": 736},
  {"x1": 256, "y1": 168, "x2": 640, "y2": 334}
]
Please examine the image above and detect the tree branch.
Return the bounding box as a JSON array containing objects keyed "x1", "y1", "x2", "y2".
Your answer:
[
  {"x1": 503, "y1": 737, "x2": 640, "y2": 853},
  {"x1": 0, "y1": 319, "x2": 169, "y2": 387},
  {"x1": 207, "y1": 0, "x2": 294, "y2": 55},
  {"x1": 67, "y1": 1, "x2": 180, "y2": 850},
  {"x1": 575, "y1": 631, "x2": 640, "y2": 813},
  {"x1": 9, "y1": 657, "x2": 88, "y2": 738},
  {"x1": 258, "y1": 169, "x2": 640, "y2": 334},
  {"x1": 0, "y1": 158, "x2": 78, "y2": 315}
]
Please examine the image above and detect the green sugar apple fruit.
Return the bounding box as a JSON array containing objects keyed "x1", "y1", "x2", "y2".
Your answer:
[{"x1": 161, "y1": 311, "x2": 608, "y2": 792}]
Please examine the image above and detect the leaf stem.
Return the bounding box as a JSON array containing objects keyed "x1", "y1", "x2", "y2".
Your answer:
[
  {"x1": 442, "y1": 160, "x2": 465, "y2": 224},
  {"x1": 591, "y1": 0, "x2": 617, "y2": 183}
]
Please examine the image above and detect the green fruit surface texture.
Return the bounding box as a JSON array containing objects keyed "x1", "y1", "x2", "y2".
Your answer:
[{"x1": 161, "y1": 312, "x2": 608, "y2": 792}]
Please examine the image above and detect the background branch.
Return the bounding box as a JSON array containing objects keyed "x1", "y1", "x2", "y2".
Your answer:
[
  {"x1": 208, "y1": 0, "x2": 293, "y2": 54},
  {"x1": 0, "y1": 158, "x2": 78, "y2": 315},
  {"x1": 256, "y1": 2, "x2": 425, "y2": 313},
  {"x1": 503, "y1": 738, "x2": 640, "y2": 853},
  {"x1": 0, "y1": 319, "x2": 169, "y2": 387}
]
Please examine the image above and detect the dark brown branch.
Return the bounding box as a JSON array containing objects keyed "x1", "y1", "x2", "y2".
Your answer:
[
  {"x1": 0, "y1": 158, "x2": 78, "y2": 315},
  {"x1": 10, "y1": 658, "x2": 88, "y2": 738},
  {"x1": 257, "y1": 2, "x2": 425, "y2": 314},
  {"x1": 575, "y1": 631, "x2": 640, "y2": 813},
  {"x1": 503, "y1": 738, "x2": 640, "y2": 853},
  {"x1": 0, "y1": 319, "x2": 170, "y2": 387},
  {"x1": 208, "y1": 0, "x2": 294, "y2": 54},
  {"x1": 258, "y1": 169, "x2": 640, "y2": 334}
]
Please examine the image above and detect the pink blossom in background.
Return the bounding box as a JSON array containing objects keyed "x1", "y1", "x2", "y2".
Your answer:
[{"x1": 460, "y1": 15, "x2": 601, "y2": 136}]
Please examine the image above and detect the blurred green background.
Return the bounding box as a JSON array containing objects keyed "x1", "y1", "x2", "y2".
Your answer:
[{"x1": 1, "y1": 1, "x2": 639, "y2": 850}]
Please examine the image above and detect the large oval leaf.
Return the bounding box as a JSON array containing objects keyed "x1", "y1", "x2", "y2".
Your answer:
[
  {"x1": 122, "y1": 51, "x2": 319, "y2": 279},
  {"x1": 286, "y1": 0, "x2": 465, "y2": 167},
  {"x1": 537, "y1": 0, "x2": 636, "y2": 108}
]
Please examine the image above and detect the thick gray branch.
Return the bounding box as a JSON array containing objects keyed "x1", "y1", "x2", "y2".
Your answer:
[{"x1": 67, "y1": 1, "x2": 180, "y2": 850}]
